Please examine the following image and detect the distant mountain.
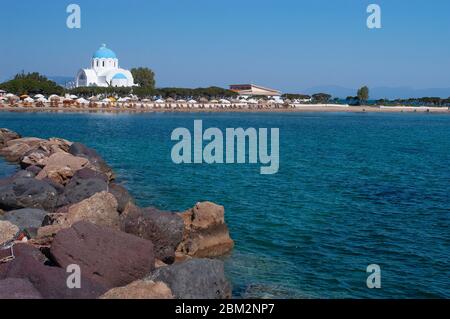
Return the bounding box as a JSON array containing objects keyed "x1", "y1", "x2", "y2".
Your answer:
[
  {"x1": 303, "y1": 85, "x2": 450, "y2": 100},
  {"x1": 47, "y1": 76, "x2": 74, "y2": 86}
]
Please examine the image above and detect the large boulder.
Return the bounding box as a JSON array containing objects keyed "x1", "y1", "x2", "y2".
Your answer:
[
  {"x1": 56, "y1": 174, "x2": 108, "y2": 207},
  {"x1": 0, "y1": 208, "x2": 47, "y2": 235},
  {"x1": 120, "y1": 204, "x2": 183, "y2": 264},
  {"x1": 0, "y1": 244, "x2": 107, "y2": 299},
  {"x1": 35, "y1": 152, "x2": 89, "y2": 185},
  {"x1": 177, "y1": 202, "x2": 234, "y2": 258},
  {"x1": 45, "y1": 191, "x2": 120, "y2": 230},
  {"x1": 148, "y1": 258, "x2": 232, "y2": 299},
  {"x1": 71, "y1": 167, "x2": 108, "y2": 182},
  {"x1": 68, "y1": 142, "x2": 114, "y2": 181},
  {"x1": 50, "y1": 221, "x2": 155, "y2": 288},
  {"x1": 0, "y1": 128, "x2": 21, "y2": 148},
  {"x1": 0, "y1": 221, "x2": 19, "y2": 245},
  {"x1": 0, "y1": 176, "x2": 58, "y2": 211},
  {"x1": 109, "y1": 183, "x2": 133, "y2": 213},
  {"x1": 0, "y1": 137, "x2": 45, "y2": 162},
  {"x1": 100, "y1": 280, "x2": 173, "y2": 299},
  {"x1": 0, "y1": 278, "x2": 43, "y2": 299},
  {"x1": 20, "y1": 138, "x2": 72, "y2": 168}
]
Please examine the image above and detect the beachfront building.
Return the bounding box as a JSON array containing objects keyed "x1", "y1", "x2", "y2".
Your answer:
[
  {"x1": 229, "y1": 84, "x2": 281, "y2": 98},
  {"x1": 75, "y1": 44, "x2": 134, "y2": 88}
]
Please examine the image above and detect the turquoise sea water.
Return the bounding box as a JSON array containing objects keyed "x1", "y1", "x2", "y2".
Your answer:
[{"x1": 0, "y1": 111, "x2": 449, "y2": 298}]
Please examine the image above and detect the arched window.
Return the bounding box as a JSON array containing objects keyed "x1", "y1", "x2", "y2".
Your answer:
[
  {"x1": 96, "y1": 60, "x2": 99, "y2": 67},
  {"x1": 103, "y1": 61, "x2": 105, "y2": 67}
]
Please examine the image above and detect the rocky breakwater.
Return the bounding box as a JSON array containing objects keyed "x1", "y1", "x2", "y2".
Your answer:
[{"x1": 0, "y1": 128, "x2": 234, "y2": 299}]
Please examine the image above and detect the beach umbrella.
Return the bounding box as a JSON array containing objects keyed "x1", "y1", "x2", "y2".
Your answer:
[
  {"x1": 220, "y1": 99, "x2": 231, "y2": 104},
  {"x1": 199, "y1": 97, "x2": 209, "y2": 103},
  {"x1": 88, "y1": 96, "x2": 99, "y2": 101},
  {"x1": 117, "y1": 97, "x2": 129, "y2": 102},
  {"x1": 76, "y1": 98, "x2": 89, "y2": 104},
  {"x1": 20, "y1": 94, "x2": 30, "y2": 100},
  {"x1": 101, "y1": 98, "x2": 111, "y2": 103},
  {"x1": 108, "y1": 97, "x2": 117, "y2": 102},
  {"x1": 210, "y1": 99, "x2": 219, "y2": 104},
  {"x1": 154, "y1": 99, "x2": 165, "y2": 103},
  {"x1": 188, "y1": 99, "x2": 197, "y2": 104},
  {"x1": 70, "y1": 95, "x2": 78, "y2": 99},
  {"x1": 5, "y1": 93, "x2": 16, "y2": 98},
  {"x1": 34, "y1": 94, "x2": 45, "y2": 99},
  {"x1": 49, "y1": 95, "x2": 61, "y2": 101},
  {"x1": 247, "y1": 99, "x2": 258, "y2": 104},
  {"x1": 141, "y1": 98, "x2": 151, "y2": 103},
  {"x1": 36, "y1": 97, "x2": 48, "y2": 103},
  {"x1": 23, "y1": 97, "x2": 34, "y2": 103},
  {"x1": 166, "y1": 97, "x2": 176, "y2": 103}
]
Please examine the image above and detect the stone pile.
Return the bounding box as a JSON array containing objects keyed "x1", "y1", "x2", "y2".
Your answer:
[{"x1": 0, "y1": 128, "x2": 234, "y2": 299}]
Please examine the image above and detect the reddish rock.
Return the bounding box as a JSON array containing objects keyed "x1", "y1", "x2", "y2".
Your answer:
[
  {"x1": 0, "y1": 278, "x2": 43, "y2": 299},
  {"x1": 0, "y1": 244, "x2": 106, "y2": 299},
  {"x1": 0, "y1": 221, "x2": 19, "y2": 245},
  {"x1": 0, "y1": 128, "x2": 21, "y2": 148},
  {"x1": 36, "y1": 152, "x2": 89, "y2": 185},
  {"x1": 100, "y1": 280, "x2": 173, "y2": 299},
  {"x1": 50, "y1": 221, "x2": 155, "y2": 288},
  {"x1": 0, "y1": 137, "x2": 45, "y2": 162},
  {"x1": 177, "y1": 202, "x2": 234, "y2": 258},
  {"x1": 45, "y1": 191, "x2": 120, "y2": 230}
]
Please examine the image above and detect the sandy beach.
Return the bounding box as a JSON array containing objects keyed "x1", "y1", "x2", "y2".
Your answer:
[{"x1": 1, "y1": 104, "x2": 449, "y2": 114}]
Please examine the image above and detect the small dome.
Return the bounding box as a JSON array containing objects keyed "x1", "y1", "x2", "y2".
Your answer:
[
  {"x1": 112, "y1": 73, "x2": 127, "y2": 80},
  {"x1": 93, "y1": 44, "x2": 117, "y2": 59}
]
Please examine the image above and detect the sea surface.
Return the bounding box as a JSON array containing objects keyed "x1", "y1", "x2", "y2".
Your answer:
[{"x1": 0, "y1": 111, "x2": 449, "y2": 298}]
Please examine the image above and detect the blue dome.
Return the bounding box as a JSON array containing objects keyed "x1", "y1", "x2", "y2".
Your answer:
[
  {"x1": 93, "y1": 44, "x2": 117, "y2": 59},
  {"x1": 112, "y1": 73, "x2": 127, "y2": 80}
]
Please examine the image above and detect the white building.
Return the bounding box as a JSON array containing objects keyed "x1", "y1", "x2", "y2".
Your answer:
[
  {"x1": 75, "y1": 44, "x2": 134, "y2": 88},
  {"x1": 229, "y1": 84, "x2": 281, "y2": 98}
]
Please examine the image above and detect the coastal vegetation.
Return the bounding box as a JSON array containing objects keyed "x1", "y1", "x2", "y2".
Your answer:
[
  {"x1": 0, "y1": 72, "x2": 64, "y2": 96},
  {"x1": 130, "y1": 67, "x2": 156, "y2": 89},
  {"x1": 357, "y1": 86, "x2": 370, "y2": 104},
  {"x1": 1, "y1": 73, "x2": 450, "y2": 107}
]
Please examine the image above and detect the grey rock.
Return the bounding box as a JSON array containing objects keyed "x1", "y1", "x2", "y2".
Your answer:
[
  {"x1": 0, "y1": 177, "x2": 58, "y2": 211},
  {"x1": 109, "y1": 183, "x2": 133, "y2": 213},
  {"x1": 68, "y1": 143, "x2": 114, "y2": 180},
  {"x1": 148, "y1": 258, "x2": 232, "y2": 299},
  {"x1": 121, "y1": 205, "x2": 183, "y2": 264},
  {"x1": 0, "y1": 208, "x2": 48, "y2": 232},
  {"x1": 57, "y1": 176, "x2": 108, "y2": 207}
]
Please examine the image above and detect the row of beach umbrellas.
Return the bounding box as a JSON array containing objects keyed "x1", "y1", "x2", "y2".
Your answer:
[{"x1": 1, "y1": 93, "x2": 292, "y2": 105}]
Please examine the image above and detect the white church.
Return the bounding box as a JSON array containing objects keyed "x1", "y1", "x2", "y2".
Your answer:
[{"x1": 75, "y1": 44, "x2": 134, "y2": 88}]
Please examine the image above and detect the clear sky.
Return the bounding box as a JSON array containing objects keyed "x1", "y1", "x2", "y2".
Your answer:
[{"x1": 1, "y1": 0, "x2": 450, "y2": 95}]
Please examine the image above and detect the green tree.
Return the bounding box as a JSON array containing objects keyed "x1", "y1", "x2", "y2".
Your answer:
[
  {"x1": 0, "y1": 72, "x2": 64, "y2": 96},
  {"x1": 130, "y1": 67, "x2": 156, "y2": 89},
  {"x1": 312, "y1": 93, "x2": 332, "y2": 104},
  {"x1": 357, "y1": 86, "x2": 369, "y2": 104}
]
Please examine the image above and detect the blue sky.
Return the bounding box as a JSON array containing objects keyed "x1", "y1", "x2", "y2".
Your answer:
[{"x1": 1, "y1": 0, "x2": 450, "y2": 96}]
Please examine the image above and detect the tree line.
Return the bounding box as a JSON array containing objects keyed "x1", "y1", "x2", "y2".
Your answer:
[{"x1": 1, "y1": 74, "x2": 449, "y2": 106}]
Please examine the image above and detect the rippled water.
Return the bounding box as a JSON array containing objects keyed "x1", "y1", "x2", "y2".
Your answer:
[{"x1": 0, "y1": 111, "x2": 449, "y2": 298}]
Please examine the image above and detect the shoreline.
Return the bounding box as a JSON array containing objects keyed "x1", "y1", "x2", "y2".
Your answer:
[{"x1": 1, "y1": 104, "x2": 449, "y2": 114}]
